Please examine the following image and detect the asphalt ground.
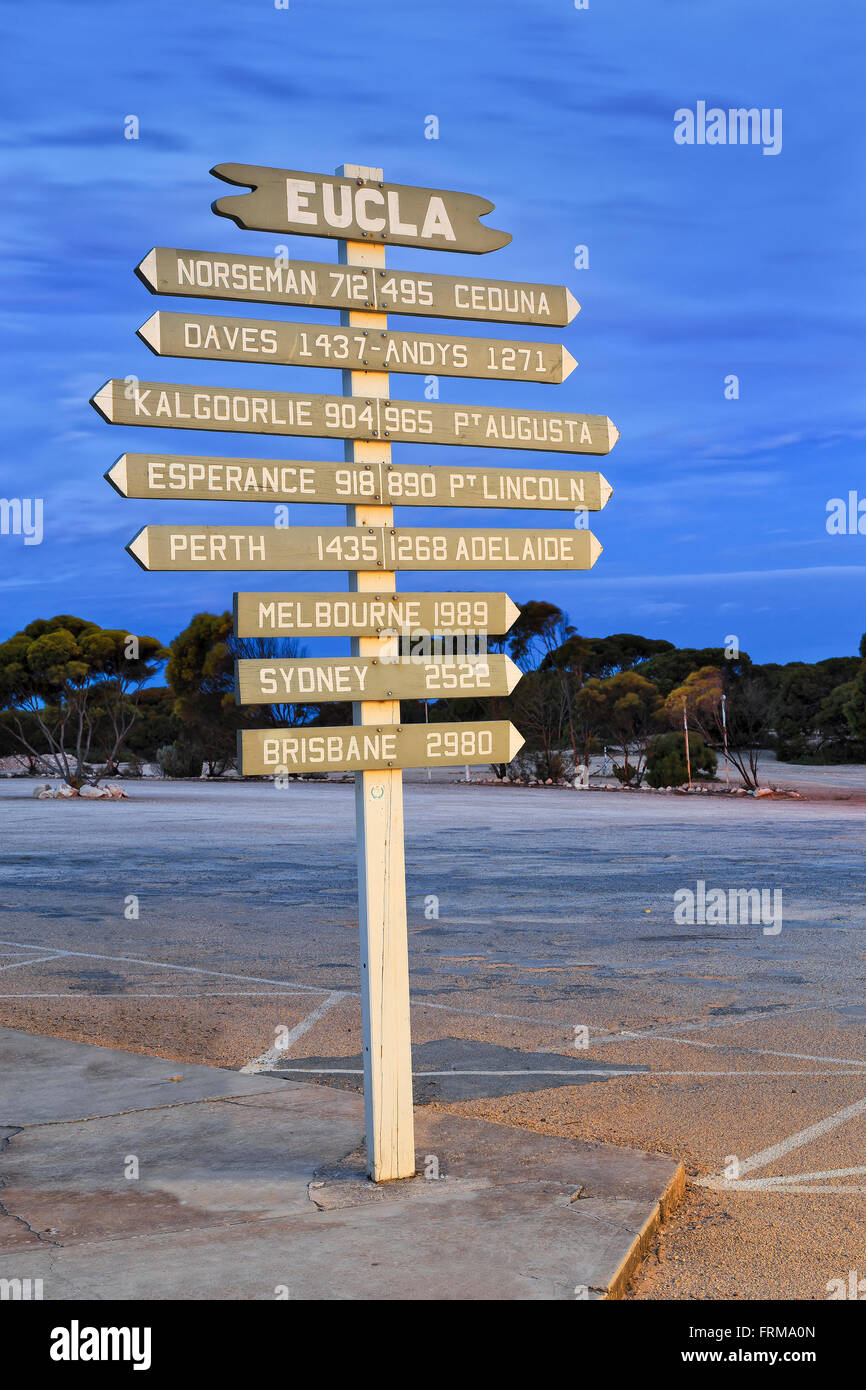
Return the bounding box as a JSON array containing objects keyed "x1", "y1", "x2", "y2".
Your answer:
[{"x1": 1, "y1": 773, "x2": 864, "y2": 1300}]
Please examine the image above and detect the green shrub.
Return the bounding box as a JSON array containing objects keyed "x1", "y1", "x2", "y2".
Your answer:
[
  {"x1": 646, "y1": 732, "x2": 717, "y2": 788},
  {"x1": 156, "y1": 741, "x2": 203, "y2": 778},
  {"x1": 535, "y1": 750, "x2": 565, "y2": 782},
  {"x1": 611, "y1": 761, "x2": 642, "y2": 787}
]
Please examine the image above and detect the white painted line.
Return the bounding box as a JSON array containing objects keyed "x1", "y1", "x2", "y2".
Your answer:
[
  {"x1": 734, "y1": 1093, "x2": 866, "y2": 1176},
  {"x1": 0, "y1": 938, "x2": 328, "y2": 994},
  {"x1": 0, "y1": 991, "x2": 332, "y2": 999},
  {"x1": 608, "y1": 996, "x2": 856, "y2": 1041},
  {"x1": 274, "y1": 1067, "x2": 866, "y2": 1079},
  {"x1": 276, "y1": 1067, "x2": 638, "y2": 1077},
  {"x1": 710, "y1": 1184, "x2": 866, "y2": 1194},
  {"x1": 697, "y1": 1092, "x2": 866, "y2": 1194},
  {"x1": 241, "y1": 991, "x2": 344, "y2": 1073},
  {"x1": 0, "y1": 948, "x2": 57, "y2": 957},
  {"x1": 603, "y1": 1030, "x2": 866, "y2": 1071},
  {"x1": 732, "y1": 1166, "x2": 866, "y2": 1186},
  {"x1": 0, "y1": 955, "x2": 65, "y2": 972}
]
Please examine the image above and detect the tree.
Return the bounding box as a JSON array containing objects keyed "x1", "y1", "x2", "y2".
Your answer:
[
  {"x1": 641, "y1": 646, "x2": 751, "y2": 697},
  {"x1": 508, "y1": 668, "x2": 567, "y2": 779},
  {"x1": 813, "y1": 681, "x2": 866, "y2": 762},
  {"x1": 507, "y1": 601, "x2": 570, "y2": 671},
  {"x1": 583, "y1": 633, "x2": 674, "y2": 678},
  {"x1": 542, "y1": 632, "x2": 600, "y2": 686},
  {"x1": 166, "y1": 612, "x2": 237, "y2": 775},
  {"x1": 769, "y1": 657, "x2": 861, "y2": 761},
  {"x1": 226, "y1": 632, "x2": 313, "y2": 729},
  {"x1": 0, "y1": 617, "x2": 168, "y2": 785},
  {"x1": 121, "y1": 685, "x2": 182, "y2": 762},
  {"x1": 0, "y1": 708, "x2": 47, "y2": 767},
  {"x1": 663, "y1": 666, "x2": 769, "y2": 789},
  {"x1": 575, "y1": 670, "x2": 661, "y2": 785},
  {"x1": 167, "y1": 613, "x2": 313, "y2": 775},
  {"x1": 541, "y1": 633, "x2": 603, "y2": 772},
  {"x1": 844, "y1": 634, "x2": 866, "y2": 741}
]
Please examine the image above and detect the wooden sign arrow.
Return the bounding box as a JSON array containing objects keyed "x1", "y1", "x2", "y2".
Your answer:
[
  {"x1": 211, "y1": 164, "x2": 511, "y2": 254},
  {"x1": 238, "y1": 719, "x2": 524, "y2": 775},
  {"x1": 91, "y1": 380, "x2": 618, "y2": 455},
  {"x1": 126, "y1": 525, "x2": 601, "y2": 572},
  {"x1": 136, "y1": 248, "x2": 579, "y2": 327},
  {"x1": 137, "y1": 311, "x2": 576, "y2": 384},
  {"x1": 235, "y1": 654, "x2": 522, "y2": 704},
  {"x1": 107, "y1": 453, "x2": 612, "y2": 511},
  {"x1": 233, "y1": 592, "x2": 521, "y2": 639}
]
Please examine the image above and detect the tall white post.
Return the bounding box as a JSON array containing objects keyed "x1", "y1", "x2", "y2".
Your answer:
[{"x1": 337, "y1": 163, "x2": 415, "y2": 1181}]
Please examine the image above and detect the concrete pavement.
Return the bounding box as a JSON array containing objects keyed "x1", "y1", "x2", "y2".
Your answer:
[
  {"x1": 0, "y1": 1027, "x2": 683, "y2": 1300},
  {"x1": 2, "y1": 776, "x2": 864, "y2": 1298}
]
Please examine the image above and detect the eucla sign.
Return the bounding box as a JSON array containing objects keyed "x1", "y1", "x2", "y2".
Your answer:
[{"x1": 210, "y1": 163, "x2": 511, "y2": 254}]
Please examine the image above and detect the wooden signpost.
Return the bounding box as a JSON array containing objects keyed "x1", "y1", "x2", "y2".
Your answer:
[
  {"x1": 136, "y1": 246, "x2": 580, "y2": 325},
  {"x1": 137, "y1": 311, "x2": 576, "y2": 383},
  {"x1": 107, "y1": 453, "x2": 612, "y2": 511},
  {"x1": 93, "y1": 159, "x2": 618, "y2": 1185}
]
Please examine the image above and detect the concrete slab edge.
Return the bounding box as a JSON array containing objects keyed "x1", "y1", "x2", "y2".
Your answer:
[{"x1": 605, "y1": 1160, "x2": 686, "y2": 1300}]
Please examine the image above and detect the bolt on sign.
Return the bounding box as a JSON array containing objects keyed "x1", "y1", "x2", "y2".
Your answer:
[{"x1": 92, "y1": 160, "x2": 618, "y2": 1185}]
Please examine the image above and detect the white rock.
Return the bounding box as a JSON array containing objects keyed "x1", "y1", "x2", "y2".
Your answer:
[
  {"x1": 78, "y1": 784, "x2": 107, "y2": 799},
  {"x1": 56, "y1": 784, "x2": 78, "y2": 798}
]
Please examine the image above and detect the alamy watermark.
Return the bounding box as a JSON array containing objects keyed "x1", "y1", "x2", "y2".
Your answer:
[
  {"x1": 379, "y1": 626, "x2": 489, "y2": 663},
  {"x1": 827, "y1": 1270, "x2": 866, "y2": 1299},
  {"x1": 674, "y1": 880, "x2": 782, "y2": 935},
  {"x1": 0, "y1": 1277, "x2": 43, "y2": 1300},
  {"x1": 826, "y1": 492, "x2": 866, "y2": 535},
  {"x1": 0, "y1": 497, "x2": 43, "y2": 545},
  {"x1": 50, "y1": 1323, "x2": 151, "y2": 1370},
  {"x1": 674, "y1": 102, "x2": 782, "y2": 156}
]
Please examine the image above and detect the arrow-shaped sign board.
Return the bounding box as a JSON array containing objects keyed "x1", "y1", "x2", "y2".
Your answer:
[
  {"x1": 92, "y1": 380, "x2": 618, "y2": 455},
  {"x1": 137, "y1": 311, "x2": 576, "y2": 384},
  {"x1": 136, "y1": 248, "x2": 579, "y2": 327},
  {"x1": 211, "y1": 164, "x2": 511, "y2": 254},
  {"x1": 235, "y1": 654, "x2": 521, "y2": 704},
  {"x1": 127, "y1": 525, "x2": 601, "y2": 572},
  {"x1": 238, "y1": 719, "x2": 524, "y2": 775},
  {"x1": 233, "y1": 591, "x2": 521, "y2": 639},
  {"x1": 107, "y1": 454, "x2": 612, "y2": 511}
]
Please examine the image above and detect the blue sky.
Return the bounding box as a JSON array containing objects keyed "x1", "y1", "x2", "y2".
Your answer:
[{"x1": 2, "y1": 0, "x2": 864, "y2": 663}]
